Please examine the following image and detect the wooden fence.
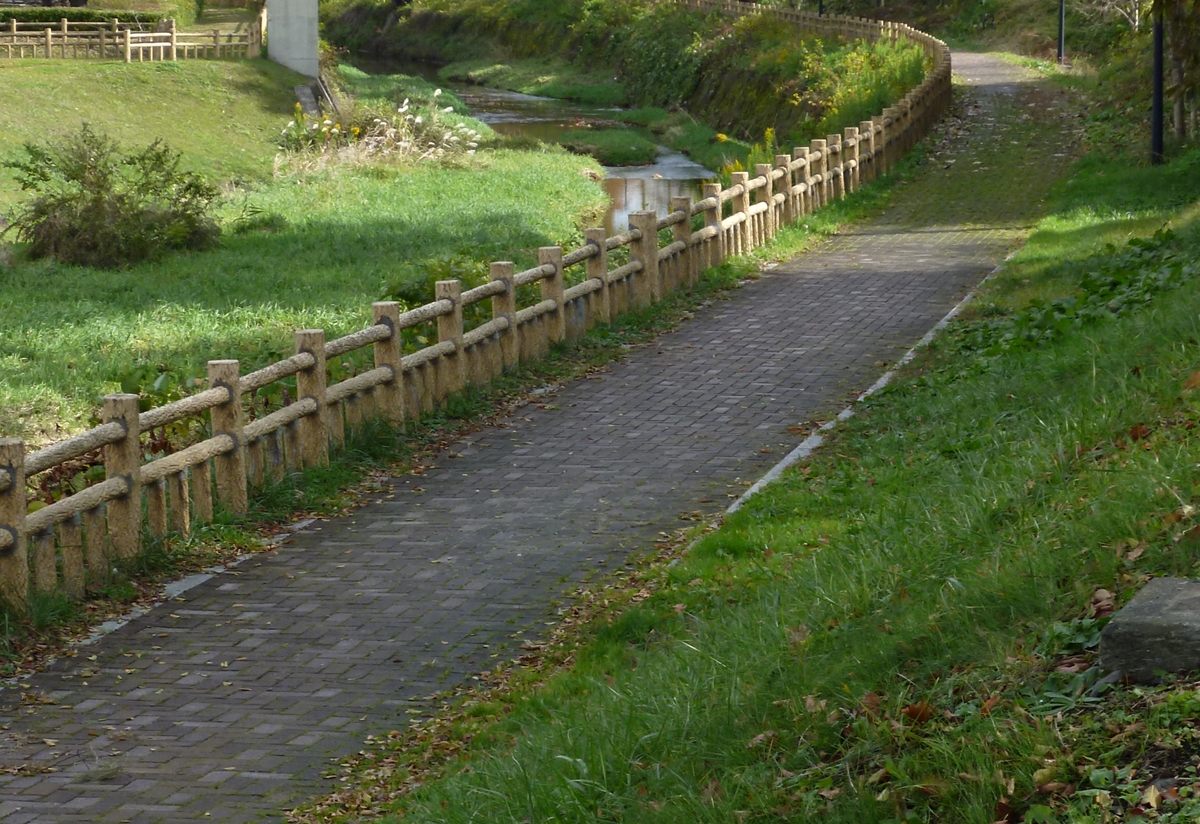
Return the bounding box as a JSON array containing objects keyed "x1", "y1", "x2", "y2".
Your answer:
[
  {"x1": 0, "y1": 0, "x2": 951, "y2": 611},
  {"x1": 0, "y1": 13, "x2": 263, "y2": 60}
]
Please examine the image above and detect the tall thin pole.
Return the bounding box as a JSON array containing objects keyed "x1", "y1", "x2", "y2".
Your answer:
[
  {"x1": 1057, "y1": 0, "x2": 1066, "y2": 63},
  {"x1": 1152, "y1": 9, "x2": 1165, "y2": 164}
]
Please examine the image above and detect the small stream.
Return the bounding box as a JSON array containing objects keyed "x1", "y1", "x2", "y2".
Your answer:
[{"x1": 354, "y1": 59, "x2": 716, "y2": 235}]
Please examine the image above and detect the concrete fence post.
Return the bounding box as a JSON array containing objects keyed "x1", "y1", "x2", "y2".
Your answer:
[
  {"x1": 629, "y1": 211, "x2": 659, "y2": 307},
  {"x1": 538, "y1": 246, "x2": 566, "y2": 345},
  {"x1": 103, "y1": 393, "x2": 142, "y2": 560},
  {"x1": 844, "y1": 126, "x2": 860, "y2": 193},
  {"x1": 372, "y1": 302, "x2": 406, "y2": 427},
  {"x1": 730, "y1": 172, "x2": 750, "y2": 255},
  {"x1": 860, "y1": 121, "x2": 876, "y2": 182},
  {"x1": 669, "y1": 195, "x2": 693, "y2": 286},
  {"x1": 0, "y1": 439, "x2": 28, "y2": 613},
  {"x1": 755, "y1": 163, "x2": 775, "y2": 242},
  {"x1": 703, "y1": 182, "x2": 723, "y2": 268},
  {"x1": 435, "y1": 280, "x2": 465, "y2": 399},
  {"x1": 794, "y1": 147, "x2": 810, "y2": 216},
  {"x1": 810, "y1": 141, "x2": 827, "y2": 211},
  {"x1": 775, "y1": 154, "x2": 793, "y2": 227},
  {"x1": 827, "y1": 134, "x2": 844, "y2": 200},
  {"x1": 294, "y1": 329, "x2": 329, "y2": 468},
  {"x1": 585, "y1": 228, "x2": 610, "y2": 323},
  {"x1": 207, "y1": 360, "x2": 247, "y2": 515},
  {"x1": 490, "y1": 262, "x2": 518, "y2": 371}
]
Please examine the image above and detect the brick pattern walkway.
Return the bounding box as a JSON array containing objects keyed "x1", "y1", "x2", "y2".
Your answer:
[{"x1": 0, "y1": 53, "x2": 1076, "y2": 823}]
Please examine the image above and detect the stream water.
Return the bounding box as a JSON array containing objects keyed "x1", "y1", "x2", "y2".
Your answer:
[{"x1": 354, "y1": 60, "x2": 716, "y2": 235}]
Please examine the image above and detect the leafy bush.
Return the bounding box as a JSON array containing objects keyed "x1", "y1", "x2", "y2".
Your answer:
[{"x1": 4, "y1": 125, "x2": 220, "y2": 269}]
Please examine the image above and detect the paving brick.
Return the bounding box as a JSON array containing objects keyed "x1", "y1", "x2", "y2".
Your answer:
[{"x1": 0, "y1": 54, "x2": 1076, "y2": 823}]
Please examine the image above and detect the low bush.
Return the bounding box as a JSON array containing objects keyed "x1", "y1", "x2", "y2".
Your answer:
[
  {"x1": 0, "y1": 9, "x2": 164, "y2": 25},
  {"x1": 4, "y1": 125, "x2": 219, "y2": 269}
]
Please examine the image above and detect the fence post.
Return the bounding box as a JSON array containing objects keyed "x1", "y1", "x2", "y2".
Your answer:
[
  {"x1": 538, "y1": 246, "x2": 566, "y2": 345},
  {"x1": 295, "y1": 329, "x2": 329, "y2": 468},
  {"x1": 755, "y1": 164, "x2": 774, "y2": 242},
  {"x1": 775, "y1": 154, "x2": 793, "y2": 227},
  {"x1": 169, "y1": 18, "x2": 177, "y2": 60},
  {"x1": 703, "y1": 182, "x2": 722, "y2": 268},
  {"x1": 103, "y1": 394, "x2": 142, "y2": 560},
  {"x1": 213, "y1": 28, "x2": 220, "y2": 58},
  {"x1": 793, "y1": 147, "x2": 810, "y2": 216},
  {"x1": 123, "y1": 28, "x2": 131, "y2": 62},
  {"x1": 490, "y1": 262, "x2": 518, "y2": 372},
  {"x1": 207, "y1": 360, "x2": 247, "y2": 515},
  {"x1": 809, "y1": 141, "x2": 826, "y2": 211},
  {"x1": 827, "y1": 135, "x2": 844, "y2": 200},
  {"x1": 585, "y1": 228, "x2": 610, "y2": 324},
  {"x1": 859, "y1": 121, "x2": 876, "y2": 182},
  {"x1": 730, "y1": 172, "x2": 750, "y2": 254},
  {"x1": 0, "y1": 439, "x2": 28, "y2": 613},
  {"x1": 628, "y1": 211, "x2": 659, "y2": 308},
  {"x1": 881, "y1": 109, "x2": 896, "y2": 174},
  {"x1": 372, "y1": 301, "x2": 406, "y2": 427},
  {"x1": 844, "y1": 126, "x2": 860, "y2": 193},
  {"x1": 670, "y1": 195, "x2": 693, "y2": 286},
  {"x1": 435, "y1": 280, "x2": 465, "y2": 398},
  {"x1": 44, "y1": 27, "x2": 51, "y2": 58}
]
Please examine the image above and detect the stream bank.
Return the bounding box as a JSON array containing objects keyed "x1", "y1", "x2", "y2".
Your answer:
[{"x1": 350, "y1": 57, "x2": 717, "y2": 235}]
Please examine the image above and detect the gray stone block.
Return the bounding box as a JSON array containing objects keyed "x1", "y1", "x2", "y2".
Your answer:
[{"x1": 1100, "y1": 577, "x2": 1200, "y2": 683}]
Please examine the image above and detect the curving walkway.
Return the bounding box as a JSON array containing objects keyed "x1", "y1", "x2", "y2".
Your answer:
[{"x1": 0, "y1": 53, "x2": 1080, "y2": 823}]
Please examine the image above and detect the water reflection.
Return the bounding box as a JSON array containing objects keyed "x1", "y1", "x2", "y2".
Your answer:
[{"x1": 352, "y1": 58, "x2": 716, "y2": 232}]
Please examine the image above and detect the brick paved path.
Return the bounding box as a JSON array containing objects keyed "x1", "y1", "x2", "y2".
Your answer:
[{"x1": 0, "y1": 54, "x2": 1078, "y2": 823}]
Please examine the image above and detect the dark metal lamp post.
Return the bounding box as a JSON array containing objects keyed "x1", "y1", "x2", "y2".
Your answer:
[
  {"x1": 1152, "y1": 7, "x2": 1165, "y2": 164},
  {"x1": 1057, "y1": 0, "x2": 1066, "y2": 63}
]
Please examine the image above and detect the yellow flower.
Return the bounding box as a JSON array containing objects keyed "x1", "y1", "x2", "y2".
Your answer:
[{"x1": 716, "y1": 133, "x2": 728, "y2": 143}]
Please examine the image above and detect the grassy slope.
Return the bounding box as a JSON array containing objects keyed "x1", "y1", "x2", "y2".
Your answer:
[
  {"x1": 0, "y1": 149, "x2": 605, "y2": 444},
  {"x1": 0, "y1": 59, "x2": 303, "y2": 206}
]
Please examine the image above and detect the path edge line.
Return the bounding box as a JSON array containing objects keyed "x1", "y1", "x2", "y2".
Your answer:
[{"x1": 726, "y1": 263, "x2": 1003, "y2": 515}]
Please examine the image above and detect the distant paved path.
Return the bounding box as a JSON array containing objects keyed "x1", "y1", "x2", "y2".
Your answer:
[{"x1": 0, "y1": 54, "x2": 1076, "y2": 823}]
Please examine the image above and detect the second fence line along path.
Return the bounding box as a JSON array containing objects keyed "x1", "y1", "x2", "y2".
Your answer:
[{"x1": 0, "y1": 55, "x2": 1081, "y2": 824}]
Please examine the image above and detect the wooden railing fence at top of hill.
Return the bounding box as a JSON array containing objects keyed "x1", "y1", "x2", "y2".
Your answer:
[
  {"x1": 0, "y1": 11, "x2": 264, "y2": 61},
  {"x1": 0, "y1": 0, "x2": 952, "y2": 611}
]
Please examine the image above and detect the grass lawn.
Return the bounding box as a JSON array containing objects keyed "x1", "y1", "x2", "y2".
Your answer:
[
  {"x1": 0, "y1": 59, "x2": 304, "y2": 207},
  {"x1": 438, "y1": 57, "x2": 627, "y2": 107},
  {"x1": 0, "y1": 149, "x2": 606, "y2": 445}
]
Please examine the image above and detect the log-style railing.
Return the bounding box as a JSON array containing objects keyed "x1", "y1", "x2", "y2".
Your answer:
[
  {"x1": 0, "y1": 1, "x2": 951, "y2": 610},
  {"x1": 0, "y1": 13, "x2": 264, "y2": 61}
]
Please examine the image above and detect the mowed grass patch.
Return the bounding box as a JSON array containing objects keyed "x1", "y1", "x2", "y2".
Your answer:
[
  {"x1": 0, "y1": 59, "x2": 303, "y2": 206},
  {"x1": 559, "y1": 127, "x2": 659, "y2": 166},
  {"x1": 0, "y1": 149, "x2": 606, "y2": 444},
  {"x1": 438, "y1": 57, "x2": 627, "y2": 106}
]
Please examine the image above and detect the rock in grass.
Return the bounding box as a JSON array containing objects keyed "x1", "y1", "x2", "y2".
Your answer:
[{"x1": 1100, "y1": 578, "x2": 1200, "y2": 683}]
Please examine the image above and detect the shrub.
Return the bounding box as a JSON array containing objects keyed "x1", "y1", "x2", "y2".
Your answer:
[{"x1": 3, "y1": 125, "x2": 220, "y2": 269}]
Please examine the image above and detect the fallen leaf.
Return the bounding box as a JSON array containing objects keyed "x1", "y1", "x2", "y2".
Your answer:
[
  {"x1": 901, "y1": 702, "x2": 934, "y2": 725},
  {"x1": 860, "y1": 691, "x2": 882, "y2": 719},
  {"x1": 787, "y1": 625, "x2": 811, "y2": 646}
]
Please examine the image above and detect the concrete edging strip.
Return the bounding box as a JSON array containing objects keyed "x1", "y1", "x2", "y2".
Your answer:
[{"x1": 726, "y1": 263, "x2": 1003, "y2": 515}]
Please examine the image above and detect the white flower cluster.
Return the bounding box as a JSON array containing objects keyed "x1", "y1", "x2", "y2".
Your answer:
[{"x1": 276, "y1": 90, "x2": 482, "y2": 173}]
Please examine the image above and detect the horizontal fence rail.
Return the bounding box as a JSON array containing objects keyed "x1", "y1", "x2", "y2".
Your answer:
[
  {"x1": 0, "y1": 0, "x2": 951, "y2": 611},
  {"x1": 0, "y1": 13, "x2": 263, "y2": 61}
]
